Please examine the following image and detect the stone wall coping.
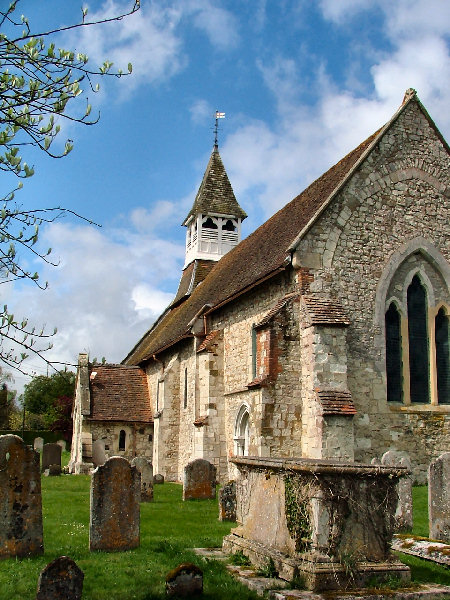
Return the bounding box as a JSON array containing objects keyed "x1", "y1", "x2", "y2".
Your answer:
[{"x1": 230, "y1": 456, "x2": 409, "y2": 477}]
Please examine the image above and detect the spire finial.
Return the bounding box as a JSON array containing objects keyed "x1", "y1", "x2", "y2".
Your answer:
[{"x1": 214, "y1": 111, "x2": 225, "y2": 148}]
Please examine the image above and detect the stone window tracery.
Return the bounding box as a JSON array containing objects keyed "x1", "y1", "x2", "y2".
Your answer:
[{"x1": 234, "y1": 404, "x2": 250, "y2": 456}]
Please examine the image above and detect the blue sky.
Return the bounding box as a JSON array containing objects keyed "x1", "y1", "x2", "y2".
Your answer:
[{"x1": 3, "y1": 0, "x2": 450, "y2": 391}]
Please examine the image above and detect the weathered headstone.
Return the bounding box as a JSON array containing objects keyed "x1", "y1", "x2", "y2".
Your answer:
[
  {"x1": 89, "y1": 456, "x2": 140, "y2": 552},
  {"x1": 42, "y1": 443, "x2": 62, "y2": 473},
  {"x1": 381, "y1": 450, "x2": 413, "y2": 532},
  {"x1": 44, "y1": 464, "x2": 61, "y2": 477},
  {"x1": 56, "y1": 439, "x2": 66, "y2": 451},
  {"x1": 218, "y1": 480, "x2": 236, "y2": 521},
  {"x1": 165, "y1": 563, "x2": 203, "y2": 597},
  {"x1": 183, "y1": 458, "x2": 216, "y2": 500},
  {"x1": 132, "y1": 456, "x2": 153, "y2": 502},
  {"x1": 0, "y1": 384, "x2": 8, "y2": 428},
  {"x1": 35, "y1": 556, "x2": 84, "y2": 600},
  {"x1": 33, "y1": 437, "x2": 44, "y2": 453},
  {"x1": 0, "y1": 434, "x2": 43, "y2": 558},
  {"x1": 92, "y1": 439, "x2": 106, "y2": 467},
  {"x1": 428, "y1": 452, "x2": 450, "y2": 543},
  {"x1": 154, "y1": 473, "x2": 165, "y2": 484}
]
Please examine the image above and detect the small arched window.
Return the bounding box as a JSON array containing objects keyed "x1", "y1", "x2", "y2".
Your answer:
[
  {"x1": 234, "y1": 405, "x2": 250, "y2": 456},
  {"x1": 407, "y1": 275, "x2": 430, "y2": 403},
  {"x1": 222, "y1": 219, "x2": 236, "y2": 232},
  {"x1": 435, "y1": 307, "x2": 450, "y2": 404},
  {"x1": 385, "y1": 302, "x2": 403, "y2": 402},
  {"x1": 119, "y1": 429, "x2": 126, "y2": 451},
  {"x1": 203, "y1": 217, "x2": 217, "y2": 229}
]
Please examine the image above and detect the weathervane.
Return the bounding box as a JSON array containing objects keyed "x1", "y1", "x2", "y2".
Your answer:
[{"x1": 214, "y1": 110, "x2": 225, "y2": 147}]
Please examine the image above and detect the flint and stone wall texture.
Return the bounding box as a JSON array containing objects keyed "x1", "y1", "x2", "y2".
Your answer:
[{"x1": 143, "y1": 100, "x2": 449, "y2": 484}]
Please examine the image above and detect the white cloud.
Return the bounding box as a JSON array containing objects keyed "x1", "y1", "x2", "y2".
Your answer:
[
  {"x1": 187, "y1": 0, "x2": 240, "y2": 50},
  {"x1": 189, "y1": 99, "x2": 213, "y2": 124}
]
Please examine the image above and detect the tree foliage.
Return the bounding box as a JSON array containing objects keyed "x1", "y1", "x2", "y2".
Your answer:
[
  {"x1": 0, "y1": 1, "x2": 139, "y2": 372},
  {"x1": 22, "y1": 368, "x2": 75, "y2": 415}
]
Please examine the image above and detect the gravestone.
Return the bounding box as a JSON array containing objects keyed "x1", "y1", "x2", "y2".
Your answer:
[
  {"x1": 132, "y1": 457, "x2": 153, "y2": 502},
  {"x1": 381, "y1": 450, "x2": 413, "y2": 532},
  {"x1": 0, "y1": 384, "x2": 8, "y2": 428},
  {"x1": 154, "y1": 473, "x2": 164, "y2": 484},
  {"x1": 92, "y1": 439, "x2": 106, "y2": 467},
  {"x1": 44, "y1": 464, "x2": 61, "y2": 477},
  {"x1": 56, "y1": 439, "x2": 66, "y2": 451},
  {"x1": 218, "y1": 480, "x2": 237, "y2": 521},
  {"x1": 42, "y1": 443, "x2": 62, "y2": 473},
  {"x1": 0, "y1": 434, "x2": 43, "y2": 558},
  {"x1": 35, "y1": 556, "x2": 84, "y2": 600},
  {"x1": 34, "y1": 437, "x2": 44, "y2": 453},
  {"x1": 428, "y1": 452, "x2": 450, "y2": 543},
  {"x1": 165, "y1": 563, "x2": 203, "y2": 597},
  {"x1": 89, "y1": 456, "x2": 140, "y2": 552},
  {"x1": 183, "y1": 458, "x2": 216, "y2": 500}
]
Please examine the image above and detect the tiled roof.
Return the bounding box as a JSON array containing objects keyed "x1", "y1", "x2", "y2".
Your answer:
[
  {"x1": 183, "y1": 148, "x2": 247, "y2": 223},
  {"x1": 88, "y1": 364, "x2": 152, "y2": 423},
  {"x1": 255, "y1": 293, "x2": 300, "y2": 329},
  {"x1": 124, "y1": 95, "x2": 431, "y2": 366},
  {"x1": 197, "y1": 329, "x2": 221, "y2": 353},
  {"x1": 171, "y1": 260, "x2": 216, "y2": 307},
  {"x1": 302, "y1": 296, "x2": 350, "y2": 326},
  {"x1": 317, "y1": 390, "x2": 356, "y2": 416}
]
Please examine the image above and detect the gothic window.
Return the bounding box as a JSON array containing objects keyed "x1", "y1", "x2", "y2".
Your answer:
[
  {"x1": 119, "y1": 429, "x2": 126, "y2": 451},
  {"x1": 385, "y1": 302, "x2": 403, "y2": 402},
  {"x1": 435, "y1": 307, "x2": 450, "y2": 404},
  {"x1": 222, "y1": 219, "x2": 236, "y2": 232},
  {"x1": 407, "y1": 275, "x2": 430, "y2": 403},
  {"x1": 234, "y1": 405, "x2": 250, "y2": 456},
  {"x1": 183, "y1": 367, "x2": 188, "y2": 409},
  {"x1": 203, "y1": 217, "x2": 218, "y2": 229}
]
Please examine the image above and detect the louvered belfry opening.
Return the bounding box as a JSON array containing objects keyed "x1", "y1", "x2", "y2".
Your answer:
[
  {"x1": 435, "y1": 307, "x2": 450, "y2": 404},
  {"x1": 407, "y1": 275, "x2": 430, "y2": 403},
  {"x1": 385, "y1": 302, "x2": 403, "y2": 402}
]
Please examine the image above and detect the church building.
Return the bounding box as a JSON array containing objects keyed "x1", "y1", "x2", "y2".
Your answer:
[{"x1": 71, "y1": 90, "x2": 449, "y2": 483}]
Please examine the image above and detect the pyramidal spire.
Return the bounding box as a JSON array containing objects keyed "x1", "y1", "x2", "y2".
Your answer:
[{"x1": 182, "y1": 121, "x2": 247, "y2": 269}]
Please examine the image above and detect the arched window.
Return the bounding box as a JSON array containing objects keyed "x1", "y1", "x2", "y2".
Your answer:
[
  {"x1": 119, "y1": 429, "x2": 126, "y2": 451},
  {"x1": 407, "y1": 275, "x2": 430, "y2": 403},
  {"x1": 203, "y1": 217, "x2": 217, "y2": 229},
  {"x1": 435, "y1": 307, "x2": 450, "y2": 404},
  {"x1": 385, "y1": 302, "x2": 403, "y2": 402},
  {"x1": 234, "y1": 405, "x2": 250, "y2": 456},
  {"x1": 222, "y1": 219, "x2": 236, "y2": 232}
]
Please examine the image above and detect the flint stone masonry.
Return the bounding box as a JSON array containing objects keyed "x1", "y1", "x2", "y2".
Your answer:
[
  {"x1": 183, "y1": 458, "x2": 216, "y2": 500},
  {"x1": 42, "y1": 443, "x2": 62, "y2": 473},
  {"x1": 89, "y1": 456, "x2": 140, "y2": 552},
  {"x1": 381, "y1": 450, "x2": 413, "y2": 532},
  {"x1": 223, "y1": 456, "x2": 410, "y2": 592},
  {"x1": 0, "y1": 434, "x2": 43, "y2": 558},
  {"x1": 428, "y1": 452, "x2": 450, "y2": 543},
  {"x1": 132, "y1": 456, "x2": 153, "y2": 502},
  {"x1": 35, "y1": 556, "x2": 84, "y2": 600},
  {"x1": 33, "y1": 437, "x2": 44, "y2": 453},
  {"x1": 165, "y1": 563, "x2": 203, "y2": 597},
  {"x1": 92, "y1": 439, "x2": 106, "y2": 467},
  {"x1": 219, "y1": 480, "x2": 237, "y2": 521}
]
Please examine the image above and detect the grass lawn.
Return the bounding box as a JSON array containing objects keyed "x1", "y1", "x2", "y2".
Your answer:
[{"x1": 0, "y1": 475, "x2": 448, "y2": 599}]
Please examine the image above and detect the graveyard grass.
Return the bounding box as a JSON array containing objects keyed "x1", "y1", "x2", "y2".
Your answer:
[{"x1": 0, "y1": 472, "x2": 449, "y2": 599}]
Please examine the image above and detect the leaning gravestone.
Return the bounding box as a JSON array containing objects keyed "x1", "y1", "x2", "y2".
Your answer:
[
  {"x1": 89, "y1": 456, "x2": 140, "y2": 552},
  {"x1": 35, "y1": 556, "x2": 84, "y2": 600},
  {"x1": 428, "y1": 452, "x2": 450, "y2": 543},
  {"x1": 0, "y1": 434, "x2": 43, "y2": 558},
  {"x1": 218, "y1": 480, "x2": 236, "y2": 522},
  {"x1": 381, "y1": 450, "x2": 413, "y2": 532},
  {"x1": 165, "y1": 563, "x2": 203, "y2": 597},
  {"x1": 132, "y1": 457, "x2": 154, "y2": 502},
  {"x1": 183, "y1": 458, "x2": 216, "y2": 500},
  {"x1": 33, "y1": 437, "x2": 44, "y2": 453},
  {"x1": 42, "y1": 443, "x2": 62, "y2": 473},
  {"x1": 92, "y1": 439, "x2": 106, "y2": 467}
]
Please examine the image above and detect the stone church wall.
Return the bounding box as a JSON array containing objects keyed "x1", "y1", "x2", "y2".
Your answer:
[
  {"x1": 86, "y1": 421, "x2": 153, "y2": 463},
  {"x1": 293, "y1": 100, "x2": 450, "y2": 482}
]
